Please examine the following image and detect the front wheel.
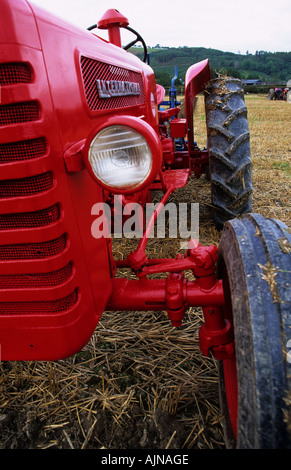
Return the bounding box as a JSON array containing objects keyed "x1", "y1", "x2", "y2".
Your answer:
[{"x1": 217, "y1": 213, "x2": 291, "y2": 448}]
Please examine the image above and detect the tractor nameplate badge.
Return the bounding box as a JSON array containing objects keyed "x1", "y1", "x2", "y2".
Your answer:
[{"x1": 96, "y1": 79, "x2": 141, "y2": 98}]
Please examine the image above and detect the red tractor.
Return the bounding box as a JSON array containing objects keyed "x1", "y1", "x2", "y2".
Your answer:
[{"x1": 0, "y1": 0, "x2": 290, "y2": 449}]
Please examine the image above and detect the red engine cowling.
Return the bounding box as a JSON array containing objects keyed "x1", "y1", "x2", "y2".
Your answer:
[{"x1": 0, "y1": 0, "x2": 159, "y2": 360}]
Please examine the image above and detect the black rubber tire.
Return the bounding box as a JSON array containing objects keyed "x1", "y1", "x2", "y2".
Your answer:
[
  {"x1": 217, "y1": 213, "x2": 291, "y2": 448},
  {"x1": 204, "y1": 78, "x2": 252, "y2": 228}
]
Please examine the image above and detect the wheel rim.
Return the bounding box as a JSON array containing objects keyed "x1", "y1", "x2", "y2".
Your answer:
[
  {"x1": 223, "y1": 356, "x2": 238, "y2": 439},
  {"x1": 220, "y1": 261, "x2": 238, "y2": 441}
]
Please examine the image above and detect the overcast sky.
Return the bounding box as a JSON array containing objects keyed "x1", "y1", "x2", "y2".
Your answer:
[{"x1": 30, "y1": 0, "x2": 290, "y2": 54}]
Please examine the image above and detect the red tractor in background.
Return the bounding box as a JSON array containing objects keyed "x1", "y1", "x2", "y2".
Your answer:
[
  {"x1": 0, "y1": 0, "x2": 290, "y2": 449},
  {"x1": 268, "y1": 87, "x2": 290, "y2": 100}
]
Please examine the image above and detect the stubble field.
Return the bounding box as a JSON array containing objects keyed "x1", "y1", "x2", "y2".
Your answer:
[{"x1": 0, "y1": 94, "x2": 290, "y2": 450}]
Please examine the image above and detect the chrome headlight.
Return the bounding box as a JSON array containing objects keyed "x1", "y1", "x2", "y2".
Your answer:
[
  {"x1": 85, "y1": 116, "x2": 162, "y2": 194},
  {"x1": 88, "y1": 125, "x2": 152, "y2": 190}
]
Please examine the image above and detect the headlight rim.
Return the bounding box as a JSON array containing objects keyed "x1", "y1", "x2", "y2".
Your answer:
[{"x1": 84, "y1": 115, "x2": 162, "y2": 195}]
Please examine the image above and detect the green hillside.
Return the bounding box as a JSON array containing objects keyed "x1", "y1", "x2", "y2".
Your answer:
[{"x1": 132, "y1": 46, "x2": 291, "y2": 88}]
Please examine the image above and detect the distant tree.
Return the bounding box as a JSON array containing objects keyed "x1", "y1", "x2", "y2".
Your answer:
[
  {"x1": 154, "y1": 71, "x2": 172, "y2": 87},
  {"x1": 242, "y1": 59, "x2": 251, "y2": 70},
  {"x1": 251, "y1": 72, "x2": 261, "y2": 80},
  {"x1": 226, "y1": 68, "x2": 241, "y2": 79}
]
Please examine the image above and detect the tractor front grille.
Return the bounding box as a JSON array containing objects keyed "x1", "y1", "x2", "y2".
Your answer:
[
  {"x1": 0, "y1": 60, "x2": 78, "y2": 317},
  {"x1": 81, "y1": 56, "x2": 145, "y2": 110}
]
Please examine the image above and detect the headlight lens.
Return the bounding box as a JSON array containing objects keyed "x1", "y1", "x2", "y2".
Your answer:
[{"x1": 88, "y1": 125, "x2": 152, "y2": 189}]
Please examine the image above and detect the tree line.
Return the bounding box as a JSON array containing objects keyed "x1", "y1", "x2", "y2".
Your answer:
[{"x1": 132, "y1": 46, "x2": 291, "y2": 88}]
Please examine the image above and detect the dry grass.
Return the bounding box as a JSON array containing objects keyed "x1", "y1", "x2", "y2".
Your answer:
[
  {"x1": 246, "y1": 95, "x2": 291, "y2": 224},
  {"x1": 0, "y1": 94, "x2": 290, "y2": 449}
]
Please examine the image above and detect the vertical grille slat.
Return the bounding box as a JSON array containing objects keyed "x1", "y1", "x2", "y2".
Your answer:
[
  {"x1": 0, "y1": 172, "x2": 53, "y2": 198},
  {"x1": 0, "y1": 137, "x2": 47, "y2": 164},
  {"x1": 0, "y1": 62, "x2": 32, "y2": 85},
  {"x1": 0, "y1": 289, "x2": 78, "y2": 315},
  {"x1": 0, "y1": 204, "x2": 60, "y2": 231},
  {"x1": 0, "y1": 234, "x2": 67, "y2": 260},
  {"x1": 0, "y1": 102, "x2": 39, "y2": 126},
  {"x1": 0, "y1": 262, "x2": 73, "y2": 289}
]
